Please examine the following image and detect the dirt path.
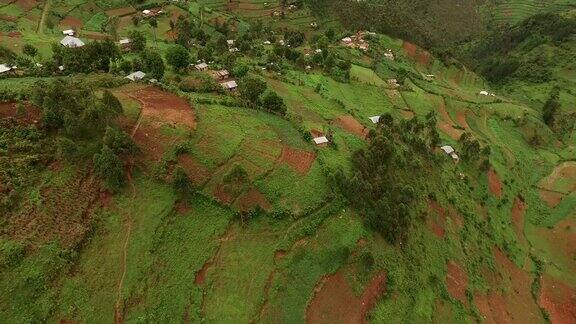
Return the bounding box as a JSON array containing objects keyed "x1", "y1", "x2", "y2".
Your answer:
[
  {"x1": 114, "y1": 119, "x2": 142, "y2": 323},
  {"x1": 114, "y1": 174, "x2": 134, "y2": 324},
  {"x1": 37, "y1": 0, "x2": 52, "y2": 34}
]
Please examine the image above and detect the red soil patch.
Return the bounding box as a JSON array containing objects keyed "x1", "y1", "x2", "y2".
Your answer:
[
  {"x1": 428, "y1": 199, "x2": 445, "y2": 238},
  {"x1": 235, "y1": 187, "x2": 272, "y2": 212},
  {"x1": 0, "y1": 15, "x2": 18, "y2": 22},
  {"x1": 474, "y1": 248, "x2": 543, "y2": 323},
  {"x1": 402, "y1": 41, "x2": 431, "y2": 66},
  {"x1": 437, "y1": 98, "x2": 463, "y2": 140},
  {"x1": 487, "y1": 168, "x2": 503, "y2": 198},
  {"x1": 195, "y1": 260, "x2": 213, "y2": 285},
  {"x1": 511, "y1": 197, "x2": 528, "y2": 246},
  {"x1": 456, "y1": 110, "x2": 470, "y2": 129},
  {"x1": 213, "y1": 184, "x2": 234, "y2": 205},
  {"x1": 15, "y1": 0, "x2": 38, "y2": 11},
  {"x1": 7, "y1": 31, "x2": 21, "y2": 37},
  {"x1": 306, "y1": 270, "x2": 386, "y2": 324},
  {"x1": 402, "y1": 41, "x2": 417, "y2": 59},
  {"x1": 59, "y1": 16, "x2": 82, "y2": 29},
  {"x1": 82, "y1": 32, "x2": 112, "y2": 40},
  {"x1": 539, "y1": 274, "x2": 576, "y2": 323},
  {"x1": 175, "y1": 200, "x2": 191, "y2": 215},
  {"x1": 539, "y1": 190, "x2": 564, "y2": 208},
  {"x1": 417, "y1": 50, "x2": 431, "y2": 66},
  {"x1": 177, "y1": 154, "x2": 211, "y2": 185},
  {"x1": 131, "y1": 86, "x2": 196, "y2": 130},
  {"x1": 274, "y1": 250, "x2": 287, "y2": 260},
  {"x1": 310, "y1": 129, "x2": 324, "y2": 138},
  {"x1": 105, "y1": 6, "x2": 136, "y2": 17},
  {"x1": 0, "y1": 101, "x2": 40, "y2": 124},
  {"x1": 446, "y1": 261, "x2": 468, "y2": 304},
  {"x1": 99, "y1": 190, "x2": 113, "y2": 208},
  {"x1": 279, "y1": 146, "x2": 316, "y2": 175},
  {"x1": 334, "y1": 115, "x2": 368, "y2": 139}
]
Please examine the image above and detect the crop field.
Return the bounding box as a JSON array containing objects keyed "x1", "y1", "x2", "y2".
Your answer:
[{"x1": 491, "y1": 0, "x2": 576, "y2": 25}]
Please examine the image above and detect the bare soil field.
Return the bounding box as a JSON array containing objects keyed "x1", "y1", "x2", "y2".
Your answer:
[
  {"x1": 0, "y1": 101, "x2": 40, "y2": 124},
  {"x1": 177, "y1": 154, "x2": 211, "y2": 185},
  {"x1": 437, "y1": 98, "x2": 463, "y2": 140},
  {"x1": 105, "y1": 6, "x2": 136, "y2": 17},
  {"x1": 402, "y1": 41, "x2": 431, "y2": 66},
  {"x1": 279, "y1": 146, "x2": 316, "y2": 174},
  {"x1": 131, "y1": 86, "x2": 196, "y2": 130},
  {"x1": 446, "y1": 261, "x2": 468, "y2": 304},
  {"x1": 511, "y1": 197, "x2": 528, "y2": 246},
  {"x1": 306, "y1": 270, "x2": 386, "y2": 324},
  {"x1": 474, "y1": 248, "x2": 543, "y2": 323},
  {"x1": 234, "y1": 187, "x2": 272, "y2": 212},
  {"x1": 59, "y1": 15, "x2": 82, "y2": 29},
  {"x1": 487, "y1": 168, "x2": 503, "y2": 198},
  {"x1": 15, "y1": 0, "x2": 38, "y2": 11},
  {"x1": 539, "y1": 274, "x2": 576, "y2": 323},
  {"x1": 334, "y1": 115, "x2": 368, "y2": 139}
]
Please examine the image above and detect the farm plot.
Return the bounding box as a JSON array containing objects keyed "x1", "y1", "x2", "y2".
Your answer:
[{"x1": 538, "y1": 162, "x2": 576, "y2": 208}]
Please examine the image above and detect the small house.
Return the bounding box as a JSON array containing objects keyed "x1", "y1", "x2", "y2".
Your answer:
[
  {"x1": 58, "y1": 65, "x2": 65, "y2": 71},
  {"x1": 0, "y1": 64, "x2": 12, "y2": 74},
  {"x1": 215, "y1": 69, "x2": 229, "y2": 80},
  {"x1": 229, "y1": 47, "x2": 239, "y2": 53},
  {"x1": 126, "y1": 71, "x2": 146, "y2": 81},
  {"x1": 479, "y1": 90, "x2": 489, "y2": 96},
  {"x1": 62, "y1": 29, "x2": 75, "y2": 36},
  {"x1": 341, "y1": 37, "x2": 352, "y2": 44},
  {"x1": 263, "y1": 40, "x2": 271, "y2": 45},
  {"x1": 194, "y1": 62, "x2": 208, "y2": 71},
  {"x1": 227, "y1": 39, "x2": 235, "y2": 46},
  {"x1": 440, "y1": 145, "x2": 459, "y2": 161},
  {"x1": 369, "y1": 116, "x2": 381, "y2": 124},
  {"x1": 313, "y1": 136, "x2": 329, "y2": 145},
  {"x1": 119, "y1": 38, "x2": 131, "y2": 51},
  {"x1": 221, "y1": 80, "x2": 237, "y2": 91},
  {"x1": 60, "y1": 36, "x2": 85, "y2": 48}
]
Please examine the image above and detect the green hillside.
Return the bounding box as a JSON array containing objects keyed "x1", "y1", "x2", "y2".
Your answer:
[{"x1": 0, "y1": 0, "x2": 575, "y2": 323}]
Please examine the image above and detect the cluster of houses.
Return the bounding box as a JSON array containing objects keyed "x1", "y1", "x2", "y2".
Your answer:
[
  {"x1": 191, "y1": 61, "x2": 238, "y2": 91},
  {"x1": 0, "y1": 64, "x2": 18, "y2": 76},
  {"x1": 341, "y1": 31, "x2": 375, "y2": 51},
  {"x1": 440, "y1": 145, "x2": 459, "y2": 162},
  {"x1": 141, "y1": 8, "x2": 164, "y2": 18},
  {"x1": 384, "y1": 49, "x2": 395, "y2": 61},
  {"x1": 227, "y1": 39, "x2": 239, "y2": 53},
  {"x1": 479, "y1": 90, "x2": 496, "y2": 97}
]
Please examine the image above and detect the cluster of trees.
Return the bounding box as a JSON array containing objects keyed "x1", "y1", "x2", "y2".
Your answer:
[
  {"x1": 30, "y1": 80, "x2": 135, "y2": 191},
  {"x1": 52, "y1": 39, "x2": 120, "y2": 74},
  {"x1": 541, "y1": 86, "x2": 575, "y2": 140},
  {"x1": 331, "y1": 113, "x2": 441, "y2": 243},
  {"x1": 468, "y1": 13, "x2": 576, "y2": 84},
  {"x1": 238, "y1": 75, "x2": 287, "y2": 115},
  {"x1": 458, "y1": 132, "x2": 490, "y2": 170}
]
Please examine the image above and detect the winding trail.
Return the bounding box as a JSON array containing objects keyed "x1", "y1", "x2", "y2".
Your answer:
[
  {"x1": 114, "y1": 113, "x2": 143, "y2": 323},
  {"x1": 37, "y1": 0, "x2": 52, "y2": 34}
]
